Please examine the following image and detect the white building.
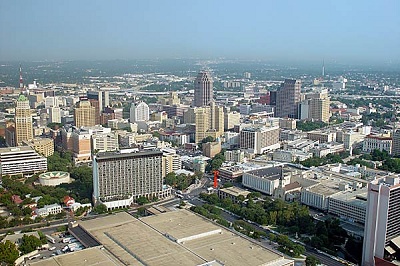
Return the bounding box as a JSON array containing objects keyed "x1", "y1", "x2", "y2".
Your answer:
[
  {"x1": 92, "y1": 133, "x2": 119, "y2": 153},
  {"x1": 239, "y1": 126, "x2": 280, "y2": 154},
  {"x1": 48, "y1": 107, "x2": 61, "y2": 123},
  {"x1": 45, "y1": 96, "x2": 59, "y2": 108},
  {"x1": 300, "y1": 184, "x2": 338, "y2": 211},
  {"x1": 362, "y1": 135, "x2": 392, "y2": 154},
  {"x1": 273, "y1": 150, "x2": 312, "y2": 163},
  {"x1": 362, "y1": 176, "x2": 400, "y2": 265},
  {"x1": 242, "y1": 167, "x2": 283, "y2": 195},
  {"x1": 93, "y1": 150, "x2": 171, "y2": 210},
  {"x1": 328, "y1": 189, "x2": 367, "y2": 224},
  {"x1": 225, "y1": 150, "x2": 245, "y2": 163},
  {"x1": 0, "y1": 146, "x2": 47, "y2": 176},
  {"x1": 130, "y1": 102, "x2": 149, "y2": 122},
  {"x1": 35, "y1": 204, "x2": 62, "y2": 217}
]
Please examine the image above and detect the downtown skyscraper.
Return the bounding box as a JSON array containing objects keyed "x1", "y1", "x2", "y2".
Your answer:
[
  {"x1": 193, "y1": 71, "x2": 213, "y2": 107},
  {"x1": 275, "y1": 79, "x2": 301, "y2": 119},
  {"x1": 15, "y1": 94, "x2": 33, "y2": 146}
]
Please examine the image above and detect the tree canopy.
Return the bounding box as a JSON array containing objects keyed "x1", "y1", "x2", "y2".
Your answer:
[
  {"x1": 0, "y1": 240, "x2": 19, "y2": 265},
  {"x1": 19, "y1": 234, "x2": 42, "y2": 254}
]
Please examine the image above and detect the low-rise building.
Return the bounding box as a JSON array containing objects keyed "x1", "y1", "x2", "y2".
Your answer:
[
  {"x1": 362, "y1": 134, "x2": 392, "y2": 154},
  {"x1": 225, "y1": 150, "x2": 245, "y2": 163},
  {"x1": 202, "y1": 141, "x2": 221, "y2": 158},
  {"x1": 328, "y1": 189, "x2": 367, "y2": 224},
  {"x1": 242, "y1": 167, "x2": 282, "y2": 195},
  {"x1": 35, "y1": 204, "x2": 62, "y2": 217},
  {"x1": 217, "y1": 187, "x2": 251, "y2": 203},
  {"x1": 23, "y1": 138, "x2": 54, "y2": 157}
]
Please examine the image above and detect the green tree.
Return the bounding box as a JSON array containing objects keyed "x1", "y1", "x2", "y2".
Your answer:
[
  {"x1": 137, "y1": 196, "x2": 150, "y2": 205},
  {"x1": 93, "y1": 204, "x2": 107, "y2": 214},
  {"x1": 19, "y1": 234, "x2": 42, "y2": 254},
  {"x1": 0, "y1": 240, "x2": 19, "y2": 266},
  {"x1": 305, "y1": 255, "x2": 321, "y2": 266}
]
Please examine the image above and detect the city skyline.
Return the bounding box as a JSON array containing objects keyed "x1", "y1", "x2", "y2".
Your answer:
[{"x1": 0, "y1": 0, "x2": 399, "y2": 64}]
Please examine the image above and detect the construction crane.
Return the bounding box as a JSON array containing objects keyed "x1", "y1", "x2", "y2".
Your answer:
[{"x1": 213, "y1": 170, "x2": 219, "y2": 188}]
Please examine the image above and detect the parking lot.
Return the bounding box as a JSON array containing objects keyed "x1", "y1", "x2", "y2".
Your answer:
[{"x1": 27, "y1": 230, "x2": 85, "y2": 262}]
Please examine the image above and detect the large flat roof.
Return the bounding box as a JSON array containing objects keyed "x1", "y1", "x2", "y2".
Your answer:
[
  {"x1": 66, "y1": 210, "x2": 291, "y2": 266},
  {"x1": 29, "y1": 247, "x2": 122, "y2": 266},
  {"x1": 95, "y1": 150, "x2": 162, "y2": 161}
]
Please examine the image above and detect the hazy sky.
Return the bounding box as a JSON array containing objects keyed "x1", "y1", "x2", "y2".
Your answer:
[{"x1": 0, "y1": 0, "x2": 399, "y2": 63}]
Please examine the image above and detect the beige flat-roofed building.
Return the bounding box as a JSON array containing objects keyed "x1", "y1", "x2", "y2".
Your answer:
[
  {"x1": 74, "y1": 210, "x2": 293, "y2": 266},
  {"x1": 23, "y1": 137, "x2": 54, "y2": 157},
  {"x1": 29, "y1": 247, "x2": 122, "y2": 266}
]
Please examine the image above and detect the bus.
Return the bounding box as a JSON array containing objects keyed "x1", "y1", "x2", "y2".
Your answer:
[
  {"x1": 29, "y1": 254, "x2": 40, "y2": 260},
  {"x1": 46, "y1": 235, "x2": 56, "y2": 244}
]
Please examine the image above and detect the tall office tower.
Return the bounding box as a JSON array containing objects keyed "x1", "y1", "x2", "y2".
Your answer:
[
  {"x1": 74, "y1": 101, "x2": 96, "y2": 128},
  {"x1": 48, "y1": 107, "x2": 61, "y2": 123},
  {"x1": 93, "y1": 150, "x2": 164, "y2": 209},
  {"x1": 130, "y1": 102, "x2": 149, "y2": 122},
  {"x1": 88, "y1": 99, "x2": 100, "y2": 125},
  {"x1": 299, "y1": 89, "x2": 330, "y2": 123},
  {"x1": 275, "y1": 79, "x2": 301, "y2": 119},
  {"x1": 194, "y1": 71, "x2": 213, "y2": 107},
  {"x1": 392, "y1": 129, "x2": 400, "y2": 156},
  {"x1": 210, "y1": 102, "x2": 224, "y2": 138},
  {"x1": 194, "y1": 107, "x2": 211, "y2": 143},
  {"x1": 87, "y1": 90, "x2": 110, "y2": 115},
  {"x1": 362, "y1": 176, "x2": 400, "y2": 265},
  {"x1": 15, "y1": 95, "x2": 33, "y2": 146}
]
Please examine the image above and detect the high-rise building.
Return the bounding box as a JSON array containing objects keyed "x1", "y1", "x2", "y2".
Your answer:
[
  {"x1": 298, "y1": 89, "x2": 330, "y2": 123},
  {"x1": 162, "y1": 149, "x2": 181, "y2": 177},
  {"x1": 74, "y1": 101, "x2": 96, "y2": 128},
  {"x1": 239, "y1": 126, "x2": 280, "y2": 154},
  {"x1": 210, "y1": 102, "x2": 224, "y2": 138},
  {"x1": 392, "y1": 129, "x2": 400, "y2": 156},
  {"x1": 275, "y1": 79, "x2": 301, "y2": 119},
  {"x1": 224, "y1": 110, "x2": 241, "y2": 130},
  {"x1": 93, "y1": 150, "x2": 164, "y2": 209},
  {"x1": 87, "y1": 90, "x2": 110, "y2": 115},
  {"x1": 48, "y1": 107, "x2": 61, "y2": 123},
  {"x1": 362, "y1": 176, "x2": 400, "y2": 265},
  {"x1": 45, "y1": 96, "x2": 59, "y2": 108},
  {"x1": 91, "y1": 133, "x2": 119, "y2": 153},
  {"x1": 194, "y1": 71, "x2": 213, "y2": 107},
  {"x1": 130, "y1": 102, "x2": 149, "y2": 122},
  {"x1": 15, "y1": 94, "x2": 33, "y2": 146},
  {"x1": 193, "y1": 107, "x2": 211, "y2": 143}
]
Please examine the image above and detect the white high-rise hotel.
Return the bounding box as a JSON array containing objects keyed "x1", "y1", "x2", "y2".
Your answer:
[
  {"x1": 130, "y1": 101, "x2": 149, "y2": 122},
  {"x1": 93, "y1": 150, "x2": 169, "y2": 210},
  {"x1": 362, "y1": 175, "x2": 400, "y2": 265}
]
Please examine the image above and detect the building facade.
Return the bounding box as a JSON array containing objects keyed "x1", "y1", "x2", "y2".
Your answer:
[
  {"x1": 74, "y1": 101, "x2": 96, "y2": 128},
  {"x1": 93, "y1": 150, "x2": 165, "y2": 209},
  {"x1": 362, "y1": 176, "x2": 400, "y2": 265},
  {"x1": 362, "y1": 135, "x2": 392, "y2": 154},
  {"x1": 15, "y1": 94, "x2": 33, "y2": 146},
  {"x1": 239, "y1": 126, "x2": 280, "y2": 154},
  {"x1": 130, "y1": 102, "x2": 150, "y2": 122},
  {"x1": 0, "y1": 146, "x2": 47, "y2": 176},
  {"x1": 194, "y1": 71, "x2": 213, "y2": 107},
  {"x1": 275, "y1": 79, "x2": 301, "y2": 119}
]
